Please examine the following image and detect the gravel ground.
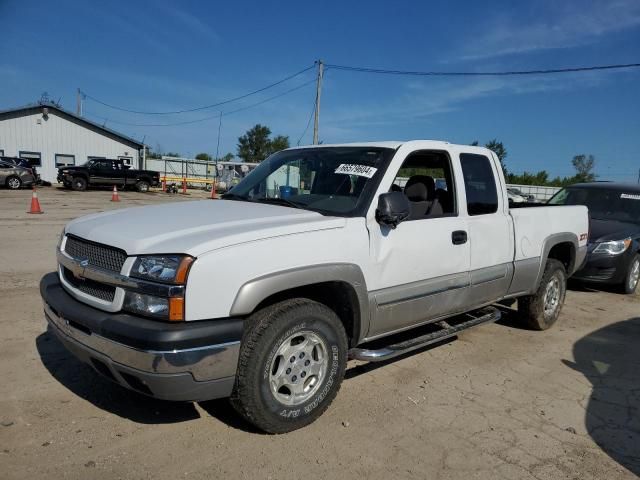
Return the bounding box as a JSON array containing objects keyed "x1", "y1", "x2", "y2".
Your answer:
[{"x1": 1, "y1": 186, "x2": 638, "y2": 479}]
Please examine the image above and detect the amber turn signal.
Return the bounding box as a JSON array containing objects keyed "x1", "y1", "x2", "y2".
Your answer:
[
  {"x1": 175, "y1": 257, "x2": 194, "y2": 284},
  {"x1": 168, "y1": 297, "x2": 185, "y2": 322}
]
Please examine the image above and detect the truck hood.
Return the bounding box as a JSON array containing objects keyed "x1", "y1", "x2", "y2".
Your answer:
[{"x1": 65, "y1": 200, "x2": 345, "y2": 256}]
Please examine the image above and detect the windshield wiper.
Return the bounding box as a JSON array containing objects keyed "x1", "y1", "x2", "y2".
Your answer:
[{"x1": 256, "y1": 197, "x2": 303, "y2": 209}]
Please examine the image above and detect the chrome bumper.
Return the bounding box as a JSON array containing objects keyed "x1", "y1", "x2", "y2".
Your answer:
[{"x1": 44, "y1": 302, "x2": 240, "y2": 401}]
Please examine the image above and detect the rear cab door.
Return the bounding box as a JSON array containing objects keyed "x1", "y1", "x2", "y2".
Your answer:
[
  {"x1": 364, "y1": 141, "x2": 471, "y2": 339},
  {"x1": 110, "y1": 160, "x2": 127, "y2": 186},
  {"x1": 457, "y1": 147, "x2": 514, "y2": 304}
]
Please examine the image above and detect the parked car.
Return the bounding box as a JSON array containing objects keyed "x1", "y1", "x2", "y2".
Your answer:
[
  {"x1": 40, "y1": 140, "x2": 588, "y2": 433},
  {"x1": 548, "y1": 182, "x2": 640, "y2": 294},
  {"x1": 0, "y1": 158, "x2": 37, "y2": 189},
  {"x1": 0, "y1": 155, "x2": 40, "y2": 184},
  {"x1": 507, "y1": 187, "x2": 535, "y2": 203},
  {"x1": 58, "y1": 158, "x2": 160, "y2": 192}
]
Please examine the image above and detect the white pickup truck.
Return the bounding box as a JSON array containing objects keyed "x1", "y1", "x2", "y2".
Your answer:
[{"x1": 40, "y1": 140, "x2": 588, "y2": 433}]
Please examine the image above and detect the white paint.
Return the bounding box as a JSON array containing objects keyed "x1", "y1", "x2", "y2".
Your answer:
[{"x1": 61, "y1": 140, "x2": 589, "y2": 321}]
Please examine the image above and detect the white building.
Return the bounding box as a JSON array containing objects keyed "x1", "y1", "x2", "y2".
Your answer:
[{"x1": 0, "y1": 103, "x2": 144, "y2": 183}]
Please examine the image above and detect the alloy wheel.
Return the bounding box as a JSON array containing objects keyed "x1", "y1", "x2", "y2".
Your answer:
[
  {"x1": 543, "y1": 275, "x2": 561, "y2": 317},
  {"x1": 268, "y1": 330, "x2": 328, "y2": 406},
  {"x1": 629, "y1": 259, "x2": 640, "y2": 292}
]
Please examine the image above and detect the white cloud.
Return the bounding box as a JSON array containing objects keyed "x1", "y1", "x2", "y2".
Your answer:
[
  {"x1": 459, "y1": 0, "x2": 640, "y2": 60},
  {"x1": 161, "y1": 4, "x2": 219, "y2": 43},
  {"x1": 320, "y1": 70, "x2": 612, "y2": 138}
]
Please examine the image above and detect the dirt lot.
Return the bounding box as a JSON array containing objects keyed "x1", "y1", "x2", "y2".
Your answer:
[{"x1": 1, "y1": 186, "x2": 638, "y2": 479}]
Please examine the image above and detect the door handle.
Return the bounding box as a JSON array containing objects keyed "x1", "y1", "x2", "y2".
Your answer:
[{"x1": 452, "y1": 230, "x2": 468, "y2": 245}]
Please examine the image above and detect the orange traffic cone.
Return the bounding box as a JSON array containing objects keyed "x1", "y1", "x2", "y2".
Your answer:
[
  {"x1": 111, "y1": 185, "x2": 120, "y2": 202},
  {"x1": 210, "y1": 178, "x2": 217, "y2": 199},
  {"x1": 28, "y1": 186, "x2": 44, "y2": 214}
]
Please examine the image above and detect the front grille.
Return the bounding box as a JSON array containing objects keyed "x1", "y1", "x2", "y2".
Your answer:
[
  {"x1": 64, "y1": 235, "x2": 127, "y2": 273},
  {"x1": 63, "y1": 267, "x2": 116, "y2": 302}
]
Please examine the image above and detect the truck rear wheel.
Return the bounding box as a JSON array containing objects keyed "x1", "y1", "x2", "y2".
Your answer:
[
  {"x1": 230, "y1": 298, "x2": 348, "y2": 433},
  {"x1": 135, "y1": 180, "x2": 150, "y2": 193},
  {"x1": 518, "y1": 259, "x2": 567, "y2": 330}
]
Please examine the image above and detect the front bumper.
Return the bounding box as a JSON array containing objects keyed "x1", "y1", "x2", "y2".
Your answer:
[
  {"x1": 572, "y1": 250, "x2": 630, "y2": 285},
  {"x1": 40, "y1": 272, "x2": 243, "y2": 402}
]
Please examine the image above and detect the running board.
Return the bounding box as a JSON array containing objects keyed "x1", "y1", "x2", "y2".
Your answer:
[{"x1": 348, "y1": 306, "x2": 501, "y2": 362}]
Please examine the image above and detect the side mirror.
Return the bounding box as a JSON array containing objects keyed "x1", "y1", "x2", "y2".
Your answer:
[{"x1": 376, "y1": 192, "x2": 410, "y2": 229}]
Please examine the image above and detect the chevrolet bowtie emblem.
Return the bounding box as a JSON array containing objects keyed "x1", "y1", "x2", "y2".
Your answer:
[{"x1": 76, "y1": 258, "x2": 90, "y2": 279}]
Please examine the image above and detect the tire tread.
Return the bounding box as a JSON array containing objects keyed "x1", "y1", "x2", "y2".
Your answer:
[
  {"x1": 230, "y1": 298, "x2": 347, "y2": 434},
  {"x1": 518, "y1": 259, "x2": 566, "y2": 330}
]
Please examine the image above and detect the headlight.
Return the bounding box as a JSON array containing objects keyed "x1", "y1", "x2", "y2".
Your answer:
[
  {"x1": 593, "y1": 238, "x2": 632, "y2": 255},
  {"x1": 123, "y1": 291, "x2": 185, "y2": 321},
  {"x1": 126, "y1": 255, "x2": 193, "y2": 321},
  {"x1": 124, "y1": 292, "x2": 170, "y2": 319},
  {"x1": 131, "y1": 255, "x2": 193, "y2": 284}
]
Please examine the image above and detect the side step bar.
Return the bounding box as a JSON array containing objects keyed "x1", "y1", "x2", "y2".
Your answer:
[{"x1": 349, "y1": 306, "x2": 501, "y2": 362}]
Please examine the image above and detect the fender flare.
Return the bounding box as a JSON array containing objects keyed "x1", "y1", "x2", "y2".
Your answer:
[
  {"x1": 534, "y1": 232, "x2": 580, "y2": 290},
  {"x1": 230, "y1": 263, "x2": 370, "y2": 343}
]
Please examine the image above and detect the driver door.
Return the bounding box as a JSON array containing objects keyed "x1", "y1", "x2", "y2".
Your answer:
[{"x1": 365, "y1": 147, "x2": 471, "y2": 339}]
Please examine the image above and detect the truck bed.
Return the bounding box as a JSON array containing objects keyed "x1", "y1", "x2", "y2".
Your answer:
[{"x1": 509, "y1": 205, "x2": 589, "y2": 262}]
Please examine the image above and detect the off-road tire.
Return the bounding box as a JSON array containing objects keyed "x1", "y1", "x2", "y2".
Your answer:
[
  {"x1": 230, "y1": 298, "x2": 348, "y2": 434},
  {"x1": 135, "y1": 180, "x2": 150, "y2": 193},
  {"x1": 72, "y1": 177, "x2": 87, "y2": 191},
  {"x1": 621, "y1": 253, "x2": 640, "y2": 295},
  {"x1": 6, "y1": 176, "x2": 22, "y2": 189},
  {"x1": 518, "y1": 259, "x2": 567, "y2": 330}
]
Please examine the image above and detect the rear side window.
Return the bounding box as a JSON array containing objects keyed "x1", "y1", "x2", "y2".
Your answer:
[{"x1": 460, "y1": 153, "x2": 498, "y2": 215}]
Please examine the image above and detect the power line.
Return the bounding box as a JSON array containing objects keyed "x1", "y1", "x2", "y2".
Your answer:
[
  {"x1": 325, "y1": 62, "x2": 640, "y2": 76},
  {"x1": 85, "y1": 78, "x2": 316, "y2": 127},
  {"x1": 223, "y1": 79, "x2": 316, "y2": 115},
  {"x1": 82, "y1": 64, "x2": 315, "y2": 115}
]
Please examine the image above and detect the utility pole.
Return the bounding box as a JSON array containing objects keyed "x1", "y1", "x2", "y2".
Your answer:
[
  {"x1": 76, "y1": 88, "x2": 83, "y2": 117},
  {"x1": 141, "y1": 135, "x2": 146, "y2": 170},
  {"x1": 312, "y1": 60, "x2": 324, "y2": 145},
  {"x1": 215, "y1": 112, "x2": 223, "y2": 161},
  {"x1": 637, "y1": 167, "x2": 640, "y2": 184}
]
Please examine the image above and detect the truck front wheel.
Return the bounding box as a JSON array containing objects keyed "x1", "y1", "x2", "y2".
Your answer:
[
  {"x1": 72, "y1": 177, "x2": 87, "y2": 191},
  {"x1": 518, "y1": 259, "x2": 567, "y2": 330},
  {"x1": 230, "y1": 298, "x2": 348, "y2": 433}
]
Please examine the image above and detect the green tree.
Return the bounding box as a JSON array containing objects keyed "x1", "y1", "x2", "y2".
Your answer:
[
  {"x1": 571, "y1": 154, "x2": 596, "y2": 183},
  {"x1": 485, "y1": 139, "x2": 508, "y2": 175},
  {"x1": 270, "y1": 135, "x2": 290, "y2": 154},
  {"x1": 195, "y1": 152, "x2": 212, "y2": 161},
  {"x1": 219, "y1": 152, "x2": 234, "y2": 162},
  {"x1": 237, "y1": 124, "x2": 290, "y2": 162},
  {"x1": 145, "y1": 146, "x2": 162, "y2": 159}
]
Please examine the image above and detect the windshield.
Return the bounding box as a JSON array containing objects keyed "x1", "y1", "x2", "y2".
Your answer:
[
  {"x1": 224, "y1": 147, "x2": 394, "y2": 216},
  {"x1": 549, "y1": 187, "x2": 640, "y2": 223}
]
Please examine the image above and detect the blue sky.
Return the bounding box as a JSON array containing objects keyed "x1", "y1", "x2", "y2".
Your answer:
[{"x1": 1, "y1": 0, "x2": 639, "y2": 181}]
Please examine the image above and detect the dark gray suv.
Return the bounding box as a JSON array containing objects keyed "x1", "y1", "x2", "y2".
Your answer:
[{"x1": 0, "y1": 158, "x2": 37, "y2": 189}]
